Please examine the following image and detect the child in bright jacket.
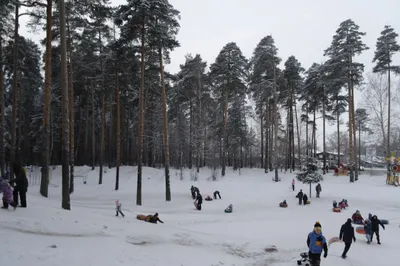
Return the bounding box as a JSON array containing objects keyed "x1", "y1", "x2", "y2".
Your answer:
[
  {"x1": 115, "y1": 200, "x2": 124, "y2": 217},
  {"x1": 0, "y1": 179, "x2": 17, "y2": 209},
  {"x1": 307, "y1": 221, "x2": 328, "y2": 266}
]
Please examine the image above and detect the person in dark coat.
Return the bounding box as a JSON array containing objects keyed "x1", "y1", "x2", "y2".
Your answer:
[
  {"x1": 195, "y1": 193, "x2": 203, "y2": 210},
  {"x1": 11, "y1": 163, "x2": 28, "y2": 208},
  {"x1": 302, "y1": 194, "x2": 308, "y2": 205},
  {"x1": 213, "y1": 190, "x2": 221, "y2": 199},
  {"x1": 316, "y1": 183, "x2": 322, "y2": 198},
  {"x1": 296, "y1": 189, "x2": 303, "y2": 205},
  {"x1": 339, "y1": 218, "x2": 356, "y2": 258},
  {"x1": 146, "y1": 213, "x2": 164, "y2": 224},
  {"x1": 370, "y1": 215, "x2": 385, "y2": 244},
  {"x1": 190, "y1": 186, "x2": 196, "y2": 199}
]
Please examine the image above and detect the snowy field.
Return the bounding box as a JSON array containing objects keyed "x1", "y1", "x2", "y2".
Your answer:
[{"x1": 1, "y1": 166, "x2": 400, "y2": 266}]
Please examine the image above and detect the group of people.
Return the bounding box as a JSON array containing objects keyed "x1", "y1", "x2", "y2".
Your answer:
[
  {"x1": 190, "y1": 186, "x2": 222, "y2": 211},
  {"x1": 333, "y1": 199, "x2": 348, "y2": 210},
  {"x1": 0, "y1": 163, "x2": 29, "y2": 210},
  {"x1": 295, "y1": 189, "x2": 309, "y2": 205}
]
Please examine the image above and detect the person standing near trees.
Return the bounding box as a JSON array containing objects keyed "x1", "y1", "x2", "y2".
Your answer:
[{"x1": 11, "y1": 162, "x2": 28, "y2": 208}]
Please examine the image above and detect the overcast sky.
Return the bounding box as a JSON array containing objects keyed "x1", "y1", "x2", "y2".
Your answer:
[{"x1": 19, "y1": 0, "x2": 400, "y2": 149}]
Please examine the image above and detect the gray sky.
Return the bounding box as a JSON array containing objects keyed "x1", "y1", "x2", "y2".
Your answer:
[{"x1": 19, "y1": 0, "x2": 400, "y2": 148}]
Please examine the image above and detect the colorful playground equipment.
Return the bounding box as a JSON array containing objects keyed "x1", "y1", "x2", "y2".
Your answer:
[
  {"x1": 385, "y1": 152, "x2": 400, "y2": 186},
  {"x1": 333, "y1": 163, "x2": 348, "y2": 176}
]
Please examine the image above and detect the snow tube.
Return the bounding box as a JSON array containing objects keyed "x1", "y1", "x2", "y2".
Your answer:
[
  {"x1": 205, "y1": 196, "x2": 213, "y2": 201},
  {"x1": 333, "y1": 207, "x2": 341, "y2": 213},
  {"x1": 224, "y1": 208, "x2": 232, "y2": 213},
  {"x1": 381, "y1": 219, "x2": 389, "y2": 225},
  {"x1": 136, "y1": 214, "x2": 147, "y2": 221},
  {"x1": 279, "y1": 203, "x2": 288, "y2": 208},
  {"x1": 306, "y1": 200, "x2": 310, "y2": 204},
  {"x1": 356, "y1": 226, "x2": 366, "y2": 235}
]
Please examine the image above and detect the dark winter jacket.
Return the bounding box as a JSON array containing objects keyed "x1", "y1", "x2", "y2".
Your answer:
[
  {"x1": 303, "y1": 194, "x2": 308, "y2": 202},
  {"x1": 196, "y1": 194, "x2": 203, "y2": 205},
  {"x1": 146, "y1": 213, "x2": 164, "y2": 224},
  {"x1": 12, "y1": 163, "x2": 28, "y2": 191},
  {"x1": 339, "y1": 219, "x2": 356, "y2": 243},
  {"x1": 316, "y1": 184, "x2": 321, "y2": 192},
  {"x1": 296, "y1": 191, "x2": 303, "y2": 199},
  {"x1": 371, "y1": 216, "x2": 385, "y2": 231}
]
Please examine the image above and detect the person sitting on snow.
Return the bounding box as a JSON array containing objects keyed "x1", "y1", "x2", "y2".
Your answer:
[
  {"x1": 205, "y1": 195, "x2": 213, "y2": 201},
  {"x1": 0, "y1": 179, "x2": 17, "y2": 209},
  {"x1": 339, "y1": 199, "x2": 347, "y2": 210},
  {"x1": 224, "y1": 204, "x2": 233, "y2": 213},
  {"x1": 352, "y1": 210, "x2": 364, "y2": 224},
  {"x1": 302, "y1": 194, "x2": 309, "y2": 205},
  {"x1": 146, "y1": 213, "x2": 164, "y2": 224},
  {"x1": 213, "y1": 190, "x2": 221, "y2": 199},
  {"x1": 333, "y1": 200, "x2": 338, "y2": 208}
]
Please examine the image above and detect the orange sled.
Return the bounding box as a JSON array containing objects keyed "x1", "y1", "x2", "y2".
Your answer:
[{"x1": 136, "y1": 214, "x2": 147, "y2": 221}]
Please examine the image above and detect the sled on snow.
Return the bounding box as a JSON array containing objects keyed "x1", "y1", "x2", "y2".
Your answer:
[
  {"x1": 136, "y1": 214, "x2": 147, "y2": 221},
  {"x1": 224, "y1": 204, "x2": 233, "y2": 213},
  {"x1": 356, "y1": 226, "x2": 366, "y2": 235}
]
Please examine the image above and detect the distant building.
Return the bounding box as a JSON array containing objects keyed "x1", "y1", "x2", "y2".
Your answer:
[{"x1": 315, "y1": 151, "x2": 345, "y2": 166}]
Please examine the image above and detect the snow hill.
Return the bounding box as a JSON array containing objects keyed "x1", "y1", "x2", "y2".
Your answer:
[{"x1": 1, "y1": 166, "x2": 400, "y2": 266}]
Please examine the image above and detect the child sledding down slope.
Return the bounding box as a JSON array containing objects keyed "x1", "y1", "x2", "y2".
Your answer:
[{"x1": 0, "y1": 179, "x2": 17, "y2": 209}]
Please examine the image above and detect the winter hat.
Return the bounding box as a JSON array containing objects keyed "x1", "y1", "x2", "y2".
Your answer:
[
  {"x1": 346, "y1": 218, "x2": 352, "y2": 224},
  {"x1": 314, "y1": 221, "x2": 321, "y2": 228}
]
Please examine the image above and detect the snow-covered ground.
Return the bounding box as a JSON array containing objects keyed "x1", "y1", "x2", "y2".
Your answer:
[{"x1": 1, "y1": 166, "x2": 400, "y2": 266}]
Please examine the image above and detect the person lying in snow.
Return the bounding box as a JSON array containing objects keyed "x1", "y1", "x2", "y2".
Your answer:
[
  {"x1": 0, "y1": 179, "x2": 17, "y2": 209},
  {"x1": 352, "y1": 210, "x2": 364, "y2": 224},
  {"x1": 145, "y1": 213, "x2": 164, "y2": 224}
]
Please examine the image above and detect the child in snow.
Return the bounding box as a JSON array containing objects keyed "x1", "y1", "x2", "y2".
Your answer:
[
  {"x1": 315, "y1": 183, "x2": 322, "y2": 198},
  {"x1": 190, "y1": 186, "x2": 196, "y2": 199},
  {"x1": 115, "y1": 200, "x2": 125, "y2": 217},
  {"x1": 0, "y1": 179, "x2": 17, "y2": 209},
  {"x1": 213, "y1": 190, "x2": 221, "y2": 199},
  {"x1": 364, "y1": 219, "x2": 372, "y2": 244},
  {"x1": 333, "y1": 200, "x2": 338, "y2": 208},
  {"x1": 224, "y1": 204, "x2": 233, "y2": 213},
  {"x1": 339, "y1": 200, "x2": 347, "y2": 210},
  {"x1": 307, "y1": 221, "x2": 328, "y2": 265},
  {"x1": 352, "y1": 210, "x2": 364, "y2": 224},
  {"x1": 292, "y1": 179, "x2": 295, "y2": 191}
]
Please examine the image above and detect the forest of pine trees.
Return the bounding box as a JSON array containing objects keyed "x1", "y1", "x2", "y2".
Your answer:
[{"x1": 0, "y1": 1, "x2": 399, "y2": 209}]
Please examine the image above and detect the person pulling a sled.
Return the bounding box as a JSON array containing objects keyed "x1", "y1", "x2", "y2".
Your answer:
[
  {"x1": 213, "y1": 190, "x2": 221, "y2": 199},
  {"x1": 296, "y1": 190, "x2": 303, "y2": 205},
  {"x1": 146, "y1": 213, "x2": 164, "y2": 224},
  {"x1": 195, "y1": 193, "x2": 203, "y2": 210},
  {"x1": 370, "y1": 215, "x2": 385, "y2": 244},
  {"x1": 115, "y1": 200, "x2": 124, "y2": 217},
  {"x1": 339, "y1": 218, "x2": 356, "y2": 259},
  {"x1": 307, "y1": 221, "x2": 328, "y2": 266}
]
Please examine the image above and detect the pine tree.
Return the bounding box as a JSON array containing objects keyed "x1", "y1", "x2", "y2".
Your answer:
[
  {"x1": 324, "y1": 19, "x2": 369, "y2": 182},
  {"x1": 372, "y1": 25, "x2": 400, "y2": 181},
  {"x1": 296, "y1": 157, "x2": 323, "y2": 198}
]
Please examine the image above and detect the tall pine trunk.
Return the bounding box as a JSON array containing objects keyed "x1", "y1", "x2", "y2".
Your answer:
[
  {"x1": 273, "y1": 66, "x2": 279, "y2": 181},
  {"x1": 260, "y1": 113, "x2": 263, "y2": 168},
  {"x1": 67, "y1": 17, "x2": 74, "y2": 193},
  {"x1": 91, "y1": 81, "x2": 95, "y2": 170},
  {"x1": 264, "y1": 100, "x2": 269, "y2": 173},
  {"x1": 348, "y1": 83, "x2": 354, "y2": 182},
  {"x1": 136, "y1": 21, "x2": 145, "y2": 205},
  {"x1": 115, "y1": 58, "x2": 120, "y2": 191},
  {"x1": 98, "y1": 31, "x2": 104, "y2": 185},
  {"x1": 10, "y1": 3, "x2": 19, "y2": 180},
  {"x1": 159, "y1": 48, "x2": 171, "y2": 201},
  {"x1": 40, "y1": 0, "x2": 52, "y2": 197},
  {"x1": 0, "y1": 38, "x2": 4, "y2": 175},
  {"x1": 336, "y1": 98, "x2": 341, "y2": 165},
  {"x1": 386, "y1": 65, "x2": 391, "y2": 182},
  {"x1": 221, "y1": 81, "x2": 228, "y2": 177},
  {"x1": 59, "y1": 0, "x2": 70, "y2": 210},
  {"x1": 295, "y1": 103, "x2": 301, "y2": 170},
  {"x1": 322, "y1": 89, "x2": 326, "y2": 174}
]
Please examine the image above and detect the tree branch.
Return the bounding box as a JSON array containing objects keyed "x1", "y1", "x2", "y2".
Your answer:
[{"x1": 20, "y1": 1, "x2": 47, "y2": 8}]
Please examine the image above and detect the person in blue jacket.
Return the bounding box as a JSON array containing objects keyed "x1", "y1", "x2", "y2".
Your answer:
[{"x1": 307, "y1": 221, "x2": 328, "y2": 266}]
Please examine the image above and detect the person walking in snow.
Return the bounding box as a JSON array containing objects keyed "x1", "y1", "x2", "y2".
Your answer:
[
  {"x1": 195, "y1": 193, "x2": 203, "y2": 210},
  {"x1": 213, "y1": 190, "x2": 221, "y2": 199},
  {"x1": 190, "y1": 186, "x2": 196, "y2": 199},
  {"x1": 339, "y1": 218, "x2": 356, "y2": 259},
  {"x1": 296, "y1": 189, "x2": 303, "y2": 205},
  {"x1": 292, "y1": 178, "x2": 295, "y2": 191},
  {"x1": 307, "y1": 221, "x2": 328, "y2": 266},
  {"x1": 11, "y1": 162, "x2": 28, "y2": 208},
  {"x1": 316, "y1": 183, "x2": 322, "y2": 198},
  {"x1": 370, "y1": 215, "x2": 385, "y2": 244},
  {"x1": 115, "y1": 200, "x2": 124, "y2": 217},
  {"x1": 0, "y1": 179, "x2": 17, "y2": 209},
  {"x1": 364, "y1": 219, "x2": 372, "y2": 244}
]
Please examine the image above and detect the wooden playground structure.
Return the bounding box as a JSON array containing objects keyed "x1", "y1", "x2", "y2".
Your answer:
[
  {"x1": 385, "y1": 152, "x2": 400, "y2": 186},
  {"x1": 333, "y1": 163, "x2": 348, "y2": 176}
]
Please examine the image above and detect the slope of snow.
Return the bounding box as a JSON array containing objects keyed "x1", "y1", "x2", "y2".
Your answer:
[{"x1": 1, "y1": 166, "x2": 400, "y2": 266}]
